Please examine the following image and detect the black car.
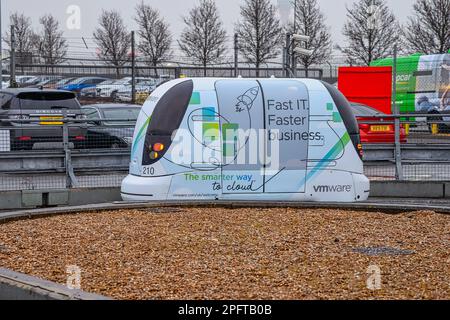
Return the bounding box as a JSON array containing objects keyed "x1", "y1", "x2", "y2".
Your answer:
[
  {"x1": 81, "y1": 104, "x2": 140, "y2": 149},
  {"x1": 0, "y1": 89, "x2": 86, "y2": 150}
]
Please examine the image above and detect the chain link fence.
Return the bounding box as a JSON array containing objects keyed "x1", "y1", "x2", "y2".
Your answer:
[
  {"x1": 361, "y1": 114, "x2": 450, "y2": 181},
  {"x1": 1, "y1": 113, "x2": 450, "y2": 192},
  {"x1": 0, "y1": 53, "x2": 449, "y2": 192},
  {"x1": 0, "y1": 115, "x2": 133, "y2": 191},
  {"x1": 4, "y1": 62, "x2": 325, "y2": 105}
]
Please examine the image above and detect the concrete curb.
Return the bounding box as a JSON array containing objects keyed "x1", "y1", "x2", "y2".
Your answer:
[
  {"x1": 2, "y1": 181, "x2": 450, "y2": 211},
  {"x1": 1, "y1": 199, "x2": 450, "y2": 224},
  {"x1": 0, "y1": 187, "x2": 122, "y2": 210},
  {"x1": 0, "y1": 268, "x2": 112, "y2": 300},
  {"x1": 370, "y1": 181, "x2": 449, "y2": 198}
]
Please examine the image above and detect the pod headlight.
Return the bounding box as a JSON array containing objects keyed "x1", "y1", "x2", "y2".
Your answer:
[
  {"x1": 149, "y1": 151, "x2": 159, "y2": 160},
  {"x1": 153, "y1": 143, "x2": 165, "y2": 152}
]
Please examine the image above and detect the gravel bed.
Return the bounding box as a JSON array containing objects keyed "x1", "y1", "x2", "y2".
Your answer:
[{"x1": 0, "y1": 207, "x2": 449, "y2": 300}]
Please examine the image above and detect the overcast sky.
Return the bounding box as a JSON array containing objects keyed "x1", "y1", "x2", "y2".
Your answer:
[{"x1": 1, "y1": 0, "x2": 416, "y2": 57}]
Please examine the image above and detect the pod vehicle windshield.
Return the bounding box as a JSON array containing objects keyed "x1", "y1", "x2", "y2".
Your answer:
[{"x1": 121, "y1": 78, "x2": 370, "y2": 203}]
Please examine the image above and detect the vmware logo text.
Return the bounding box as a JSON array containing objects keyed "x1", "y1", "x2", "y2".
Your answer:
[{"x1": 313, "y1": 185, "x2": 352, "y2": 193}]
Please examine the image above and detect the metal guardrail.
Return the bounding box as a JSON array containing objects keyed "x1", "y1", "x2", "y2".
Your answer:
[
  {"x1": 0, "y1": 116, "x2": 133, "y2": 190},
  {"x1": 357, "y1": 113, "x2": 450, "y2": 181},
  {"x1": 2, "y1": 114, "x2": 450, "y2": 191}
]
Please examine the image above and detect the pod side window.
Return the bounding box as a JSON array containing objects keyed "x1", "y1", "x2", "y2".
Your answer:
[
  {"x1": 142, "y1": 80, "x2": 193, "y2": 166},
  {"x1": 321, "y1": 81, "x2": 361, "y2": 153}
]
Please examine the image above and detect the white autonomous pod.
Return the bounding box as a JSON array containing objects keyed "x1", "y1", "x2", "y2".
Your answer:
[{"x1": 122, "y1": 78, "x2": 370, "y2": 202}]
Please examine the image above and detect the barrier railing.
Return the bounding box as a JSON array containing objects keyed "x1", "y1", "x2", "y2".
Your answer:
[
  {"x1": 358, "y1": 113, "x2": 450, "y2": 181},
  {"x1": 2, "y1": 113, "x2": 450, "y2": 191},
  {"x1": 0, "y1": 117, "x2": 135, "y2": 190}
]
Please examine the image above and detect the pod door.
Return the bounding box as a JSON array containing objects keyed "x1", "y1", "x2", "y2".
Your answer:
[
  {"x1": 215, "y1": 80, "x2": 265, "y2": 194},
  {"x1": 259, "y1": 80, "x2": 310, "y2": 193}
]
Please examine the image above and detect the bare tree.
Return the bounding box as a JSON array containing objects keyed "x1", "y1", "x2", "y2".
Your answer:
[
  {"x1": 404, "y1": 0, "x2": 450, "y2": 54},
  {"x1": 4, "y1": 12, "x2": 35, "y2": 64},
  {"x1": 338, "y1": 0, "x2": 401, "y2": 66},
  {"x1": 34, "y1": 14, "x2": 67, "y2": 65},
  {"x1": 288, "y1": 0, "x2": 332, "y2": 72},
  {"x1": 93, "y1": 10, "x2": 131, "y2": 75},
  {"x1": 134, "y1": 3, "x2": 172, "y2": 68},
  {"x1": 236, "y1": 0, "x2": 283, "y2": 76},
  {"x1": 178, "y1": 0, "x2": 227, "y2": 75}
]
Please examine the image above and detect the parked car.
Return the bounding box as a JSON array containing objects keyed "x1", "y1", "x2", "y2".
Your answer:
[
  {"x1": 156, "y1": 75, "x2": 174, "y2": 84},
  {"x1": 80, "y1": 104, "x2": 141, "y2": 149},
  {"x1": 16, "y1": 76, "x2": 38, "y2": 85},
  {"x1": 1, "y1": 75, "x2": 39, "y2": 88},
  {"x1": 350, "y1": 102, "x2": 407, "y2": 144},
  {"x1": 0, "y1": 89, "x2": 86, "y2": 150},
  {"x1": 59, "y1": 77, "x2": 110, "y2": 94},
  {"x1": 80, "y1": 79, "x2": 116, "y2": 98},
  {"x1": 21, "y1": 75, "x2": 62, "y2": 88},
  {"x1": 116, "y1": 81, "x2": 156, "y2": 103},
  {"x1": 1, "y1": 75, "x2": 10, "y2": 89},
  {"x1": 27, "y1": 76, "x2": 64, "y2": 89},
  {"x1": 97, "y1": 77, "x2": 153, "y2": 100},
  {"x1": 44, "y1": 77, "x2": 77, "y2": 89}
]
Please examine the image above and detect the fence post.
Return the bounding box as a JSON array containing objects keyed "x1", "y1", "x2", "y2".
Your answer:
[
  {"x1": 62, "y1": 111, "x2": 77, "y2": 188},
  {"x1": 326, "y1": 61, "x2": 333, "y2": 79},
  {"x1": 234, "y1": 33, "x2": 239, "y2": 78},
  {"x1": 10, "y1": 26, "x2": 17, "y2": 88},
  {"x1": 283, "y1": 35, "x2": 287, "y2": 78},
  {"x1": 175, "y1": 67, "x2": 181, "y2": 79},
  {"x1": 285, "y1": 33, "x2": 291, "y2": 78},
  {"x1": 291, "y1": 48, "x2": 296, "y2": 78},
  {"x1": 131, "y1": 31, "x2": 136, "y2": 104},
  {"x1": 392, "y1": 44, "x2": 404, "y2": 181},
  {"x1": 292, "y1": 0, "x2": 298, "y2": 78}
]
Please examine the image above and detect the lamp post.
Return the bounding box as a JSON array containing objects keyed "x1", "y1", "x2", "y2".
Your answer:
[
  {"x1": 278, "y1": 0, "x2": 312, "y2": 78},
  {"x1": 291, "y1": 0, "x2": 298, "y2": 77},
  {"x1": 131, "y1": 31, "x2": 136, "y2": 104}
]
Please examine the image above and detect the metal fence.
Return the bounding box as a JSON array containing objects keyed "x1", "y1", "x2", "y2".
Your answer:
[
  {"x1": 5, "y1": 63, "x2": 326, "y2": 106},
  {"x1": 1, "y1": 49, "x2": 449, "y2": 191},
  {"x1": 0, "y1": 116, "x2": 132, "y2": 191},
  {"x1": 1, "y1": 113, "x2": 450, "y2": 192},
  {"x1": 361, "y1": 114, "x2": 450, "y2": 182}
]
